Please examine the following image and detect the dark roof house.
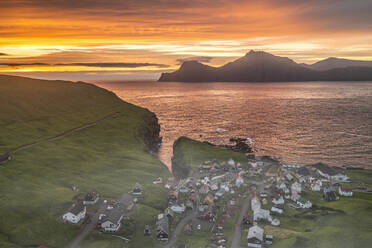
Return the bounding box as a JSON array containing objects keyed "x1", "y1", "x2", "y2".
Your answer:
[
  {"x1": 83, "y1": 189, "x2": 99, "y2": 205},
  {"x1": 69, "y1": 202, "x2": 85, "y2": 215},
  {"x1": 156, "y1": 216, "x2": 169, "y2": 240}
]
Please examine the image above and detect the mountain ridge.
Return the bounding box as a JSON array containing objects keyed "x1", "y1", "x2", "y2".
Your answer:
[{"x1": 159, "y1": 50, "x2": 372, "y2": 82}]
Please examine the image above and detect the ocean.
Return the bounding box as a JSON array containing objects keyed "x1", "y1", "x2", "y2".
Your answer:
[{"x1": 95, "y1": 81, "x2": 372, "y2": 170}]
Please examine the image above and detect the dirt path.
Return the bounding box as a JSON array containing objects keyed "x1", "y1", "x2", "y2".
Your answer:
[
  {"x1": 164, "y1": 210, "x2": 198, "y2": 248},
  {"x1": 164, "y1": 170, "x2": 201, "y2": 248},
  {"x1": 231, "y1": 195, "x2": 251, "y2": 248},
  {"x1": 9, "y1": 112, "x2": 120, "y2": 155}
]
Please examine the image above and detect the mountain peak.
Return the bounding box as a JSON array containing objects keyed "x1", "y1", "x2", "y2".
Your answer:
[{"x1": 245, "y1": 50, "x2": 270, "y2": 56}]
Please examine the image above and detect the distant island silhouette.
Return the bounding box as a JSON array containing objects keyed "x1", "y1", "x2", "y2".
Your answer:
[{"x1": 158, "y1": 50, "x2": 372, "y2": 82}]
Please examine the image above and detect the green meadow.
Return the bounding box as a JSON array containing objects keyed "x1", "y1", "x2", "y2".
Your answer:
[
  {"x1": 0, "y1": 75, "x2": 170, "y2": 248},
  {"x1": 172, "y1": 136, "x2": 249, "y2": 178}
]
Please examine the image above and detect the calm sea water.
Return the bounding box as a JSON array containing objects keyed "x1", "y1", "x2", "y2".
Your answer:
[{"x1": 95, "y1": 81, "x2": 372, "y2": 170}]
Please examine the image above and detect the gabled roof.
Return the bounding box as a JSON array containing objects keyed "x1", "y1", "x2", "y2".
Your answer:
[
  {"x1": 133, "y1": 182, "x2": 142, "y2": 190},
  {"x1": 340, "y1": 188, "x2": 352, "y2": 192},
  {"x1": 311, "y1": 162, "x2": 337, "y2": 176},
  {"x1": 297, "y1": 166, "x2": 310, "y2": 176},
  {"x1": 248, "y1": 225, "x2": 264, "y2": 241},
  {"x1": 156, "y1": 216, "x2": 169, "y2": 234},
  {"x1": 101, "y1": 208, "x2": 123, "y2": 224},
  {"x1": 84, "y1": 189, "x2": 98, "y2": 201},
  {"x1": 68, "y1": 202, "x2": 85, "y2": 215}
]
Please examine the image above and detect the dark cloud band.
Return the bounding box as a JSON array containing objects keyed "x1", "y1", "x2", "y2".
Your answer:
[{"x1": 0, "y1": 62, "x2": 169, "y2": 68}]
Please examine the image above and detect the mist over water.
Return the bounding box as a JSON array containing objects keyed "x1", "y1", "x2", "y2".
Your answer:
[{"x1": 95, "y1": 81, "x2": 372, "y2": 170}]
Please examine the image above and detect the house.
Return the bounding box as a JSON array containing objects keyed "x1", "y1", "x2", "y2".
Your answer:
[
  {"x1": 168, "y1": 190, "x2": 178, "y2": 201},
  {"x1": 310, "y1": 179, "x2": 322, "y2": 191},
  {"x1": 250, "y1": 160, "x2": 258, "y2": 168},
  {"x1": 297, "y1": 197, "x2": 312, "y2": 208},
  {"x1": 278, "y1": 183, "x2": 289, "y2": 193},
  {"x1": 63, "y1": 202, "x2": 86, "y2": 224},
  {"x1": 215, "y1": 188, "x2": 225, "y2": 197},
  {"x1": 297, "y1": 166, "x2": 311, "y2": 177},
  {"x1": 179, "y1": 186, "x2": 189, "y2": 193},
  {"x1": 291, "y1": 192, "x2": 300, "y2": 202},
  {"x1": 210, "y1": 183, "x2": 219, "y2": 191},
  {"x1": 332, "y1": 173, "x2": 349, "y2": 182},
  {"x1": 132, "y1": 183, "x2": 143, "y2": 195},
  {"x1": 0, "y1": 153, "x2": 11, "y2": 164},
  {"x1": 271, "y1": 206, "x2": 283, "y2": 214},
  {"x1": 265, "y1": 235, "x2": 273, "y2": 245},
  {"x1": 199, "y1": 184, "x2": 209, "y2": 195},
  {"x1": 99, "y1": 208, "x2": 124, "y2": 232},
  {"x1": 323, "y1": 186, "x2": 338, "y2": 201},
  {"x1": 220, "y1": 183, "x2": 230, "y2": 192},
  {"x1": 298, "y1": 176, "x2": 307, "y2": 183},
  {"x1": 227, "y1": 158, "x2": 235, "y2": 167},
  {"x1": 285, "y1": 173, "x2": 294, "y2": 182},
  {"x1": 170, "y1": 203, "x2": 186, "y2": 214},
  {"x1": 144, "y1": 224, "x2": 151, "y2": 235},
  {"x1": 260, "y1": 192, "x2": 268, "y2": 198},
  {"x1": 253, "y1": 209, "x2": 272, "y2": 222},
  {"x1": 247, "y1": 225, "x2": 264, "y2": 248},
  {"x1": 204, "y1": 193, "x2": 214, "y2": 205},
  {"x1": 311, "y1": 162, "x2": 348, "y2": 181},
  {"x1": 271, "y1": 218, "x2": 280, "y2": 226},
  {"x1": 339, "y1": 187, "x2": 353, "y2": 196},
  {"x1": 236, "y1": 174, "x2": 244, "y2": 188},
  {"x1": 153, "y1": 177, "x2": 163, "y2": 184},
  {"x1": 164, "y1": 207, "x2": 175, "y2": 219},
  {"x1": 83, "y1": 189, "x2": 99, "y2": 205},
  {"x1": 251, "y1": 196, "x2": 261, "y2": 212},
  {"x1": 291, "y1": 182, "x2": 302, "y2": 194},
  {"x1": 272, "y1": 196, "x2": 284, "y2": 205},
  {"x1": 156, "y1": 216, "x2": 169, "y2": 241}
]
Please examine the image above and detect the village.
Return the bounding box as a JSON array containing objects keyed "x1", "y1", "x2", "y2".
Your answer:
[{"x1": 59, "y1": 150, "x2": 360, "y2": 248}]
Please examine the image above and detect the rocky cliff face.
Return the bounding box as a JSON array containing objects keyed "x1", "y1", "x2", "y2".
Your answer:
[{"x1": 139, "y1": 112, "x2": 162, "y2": 154}]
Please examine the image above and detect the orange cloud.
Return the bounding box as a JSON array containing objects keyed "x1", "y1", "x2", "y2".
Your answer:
[{"x1": 1, "y1": 0, "x2": 372, "y2": 79}]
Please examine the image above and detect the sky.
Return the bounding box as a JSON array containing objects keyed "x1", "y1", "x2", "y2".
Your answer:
[{"x1": 1, "y1": 0, "x2": 372, "y2": 81}]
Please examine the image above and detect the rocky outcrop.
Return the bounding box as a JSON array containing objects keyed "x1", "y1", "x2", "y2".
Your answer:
[{"x1": 139, "y1": 112, "x2": 162, "y2": 154}]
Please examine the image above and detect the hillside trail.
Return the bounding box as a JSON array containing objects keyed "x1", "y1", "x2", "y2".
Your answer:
[{"x1": 6, "y1": 112, "x2": 121, "y2": 156}]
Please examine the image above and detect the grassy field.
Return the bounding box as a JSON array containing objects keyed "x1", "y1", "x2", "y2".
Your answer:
[
  {"x1": 270, "y1": 170, "x2": 372, "y2": 248},
  {"x1": 171, "y1": 136, "x2": 249, "y2": 178},
  {"x1": 0, "y1": 75, "x2": 170, "y2": 248}
]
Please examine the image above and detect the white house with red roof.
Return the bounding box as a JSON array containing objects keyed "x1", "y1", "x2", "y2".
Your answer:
[{"x1": 338, "y1": 187, "x2": 353, "y2": 197}]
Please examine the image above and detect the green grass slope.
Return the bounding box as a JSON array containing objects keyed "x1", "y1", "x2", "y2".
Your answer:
[
  {"x1": 0, "y1": 75, "x2": 170, "y2": 248},
  {"x1": 171, "y1": 136, "x2": 249, "y2": 178},
  {"x1": 271, "y1": 170, "x2": 372, "y2": 248}
]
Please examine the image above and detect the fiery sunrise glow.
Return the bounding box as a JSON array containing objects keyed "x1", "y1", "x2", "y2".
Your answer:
[{"x1": 1, "y1": 0, "x2": 372, "y2": 80}]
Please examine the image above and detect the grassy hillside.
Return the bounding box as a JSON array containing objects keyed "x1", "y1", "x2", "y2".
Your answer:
[
  {"x1": 171, "y1": 136, "x2": 249, "y2": 178},
  {"x1": 269, "y1": 170, "x2": 372, "y2": 248},
  {"x1": 0, "y1": 75, "x2": 170, "y2": 248}
]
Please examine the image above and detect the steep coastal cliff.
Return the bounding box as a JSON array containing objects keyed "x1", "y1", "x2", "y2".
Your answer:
[{"x1": 0, "y1": 75, "x2": 169, "y2": 248}]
